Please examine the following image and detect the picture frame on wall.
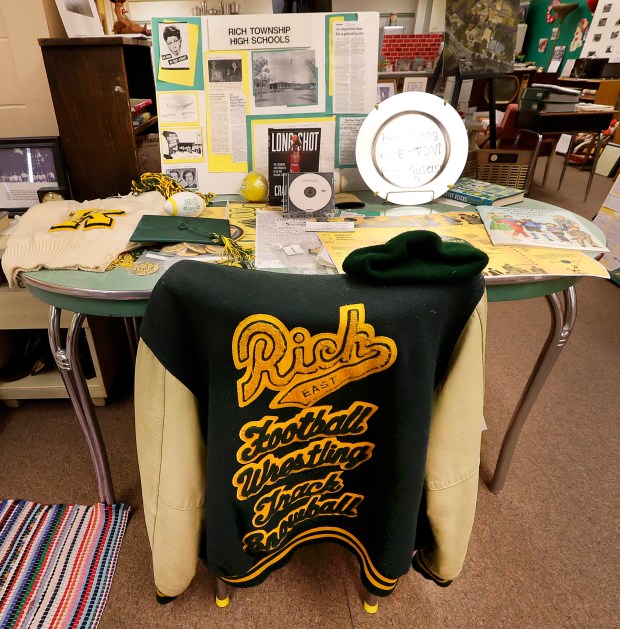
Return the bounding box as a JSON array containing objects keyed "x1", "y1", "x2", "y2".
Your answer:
[
  {"x1": 0, "y1": 138, "x2": 70, "y2": 216},
  {"x1": 377, "y1": 79, "x2": 397, "y2": 103},
  {"x1": 402, "y1": 77, "x2": 428, "y2": 93}
]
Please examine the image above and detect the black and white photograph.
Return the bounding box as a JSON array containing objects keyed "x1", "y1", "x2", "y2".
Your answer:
[
  {"x1": 54, "y1": 0, "x2": 103, "y2": 36},
  {"x1": 0, "y1": 138, "x2": 68, "y2": 214},
  {"x1": 444, "y1": 0, "x2": 519, "y2": 76},
  {"x1": 0, "y1": 147, "x2": 57, "y2": 184},
  {"x1": 252, "y1": 50, "x2": 317, "y2": 108},
  {"x1": 166, "y1": 168, "x2": 199, "y2": 189},
  {"x1": 377, "y1": 86, "x2": 391, "y2": 102},
  {"x1": 376, "y1": 80, "x2": 396, "y2": 102},
  {"x1": 208, "y1": 59, "x2": 242, "y2": 83},
  {"x1": 160, "y1": 128, "x2": 203, "y2": 161},
  {"x1": 62, "y1": 0, "x2": 93, "y2": 17},
  {"x1": 159, "y1": 22, "x2": 190, "y2": 70}
]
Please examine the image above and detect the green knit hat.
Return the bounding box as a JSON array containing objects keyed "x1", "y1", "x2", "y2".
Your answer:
[{"x1": 342, "y1": 230, "x2": 488, "y2": 285}]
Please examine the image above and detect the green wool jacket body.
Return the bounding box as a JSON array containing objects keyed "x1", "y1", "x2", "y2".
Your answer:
[{"x1": 135, "y1": 261, "x2": 487, "y2": 598}]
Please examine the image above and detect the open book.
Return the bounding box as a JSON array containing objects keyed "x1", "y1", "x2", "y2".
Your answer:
[{"x1": 478, "y1": 207, "x2": 608, "y2": 252}]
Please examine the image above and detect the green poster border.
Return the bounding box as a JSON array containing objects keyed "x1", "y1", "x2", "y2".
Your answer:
[
  {"x1": 153, "y1": 17, "x2": 204, "y2": 92},
  {"x1": 324, "y1": 13, "x2": 358, "y2": 115}
]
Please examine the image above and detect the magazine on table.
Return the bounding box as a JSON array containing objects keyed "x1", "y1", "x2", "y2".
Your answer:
[
  {"x1": 478, "y1": 207, "x2": 609, "y2": 253},
  {"x1": 442, "y1": 178, "x2": 525, "y2": 206}
]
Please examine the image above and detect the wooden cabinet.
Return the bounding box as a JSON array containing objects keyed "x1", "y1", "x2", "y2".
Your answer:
[
  {"x1": 0, "y1": 285, "x2": 124, "y2": 407},
  {"x1": 39, "y1": 37, "x2": 158, "y2": 202}
]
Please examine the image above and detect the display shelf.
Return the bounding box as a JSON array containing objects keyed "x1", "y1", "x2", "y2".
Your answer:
[
  {"x1": 133, "y1": 115, "x2": 158, "y2": 136},
  {"x1": 0, "y1": 285, "x2": 124, "y2": 406},
  {"x1": 39, "y1": 37, "x2": 157, "y2": 201},
  {"x1": 378, "y1": 71, "x2": 433, "y2": 79}
]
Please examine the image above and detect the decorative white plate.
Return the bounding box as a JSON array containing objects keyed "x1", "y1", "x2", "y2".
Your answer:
[{"x1": 355, "y1": 92, "x2": 468, "y2": 205}]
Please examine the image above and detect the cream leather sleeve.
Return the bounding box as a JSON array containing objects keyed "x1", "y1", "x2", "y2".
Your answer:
[
  {"x1": 418, "y1": 294, "x2": 487, "y2": 582},
  {"x1": 134, "y1": 340, "x2": 207, "y2": 597}
]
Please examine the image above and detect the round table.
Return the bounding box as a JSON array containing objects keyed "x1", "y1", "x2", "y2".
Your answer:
[{"x1": 19, "y1": 196, "x2": 604, "y2": 504}]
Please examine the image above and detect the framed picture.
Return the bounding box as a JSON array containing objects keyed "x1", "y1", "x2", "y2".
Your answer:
[
  {"x1": 54, "y1": 0, "x2": 104, "y2": 37},
  {"x1": 0, "y1": 137, "x2": 70, "y2": 216},
  {"x1": 377, "y1": 79, "x2": 397, "y2": 103},
  {"x1": 402, "y1": 77, "x2": 428, "y2": 93}
]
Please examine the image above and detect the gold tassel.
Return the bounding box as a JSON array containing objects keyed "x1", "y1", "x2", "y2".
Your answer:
[{"x1": 218, "y1": 235, "x2": 255, "y2": 269}]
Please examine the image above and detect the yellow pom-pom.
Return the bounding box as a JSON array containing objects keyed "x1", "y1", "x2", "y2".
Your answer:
[{"x1": 240, "y1": 171, "x2": 268, "y2": 202}]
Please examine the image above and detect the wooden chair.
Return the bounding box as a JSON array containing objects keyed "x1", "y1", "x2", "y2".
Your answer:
[
  {"x1": 477, "y1": 104, "x2": 559, "y2": 189},
  {"x1": 135, "y1": 261, "x2": 486, "y2": 615}
]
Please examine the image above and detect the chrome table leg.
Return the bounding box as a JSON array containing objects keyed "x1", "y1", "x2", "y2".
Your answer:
[
  {"x1": 490, "y1": 287, "x2": 577, "y2": 494},
  {"x1": 49, "y1": 306, "x2": 115, "y2": 505},
  {"x1": 124, "y1": 317, "x2": 140, "y2": 365}
]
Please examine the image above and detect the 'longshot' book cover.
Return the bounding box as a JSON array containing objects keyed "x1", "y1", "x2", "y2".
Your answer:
[{"x1": 267, "y1": 128, "x2": 321, "y2": 205}]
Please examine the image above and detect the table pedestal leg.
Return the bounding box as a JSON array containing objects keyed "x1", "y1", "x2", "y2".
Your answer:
[
  {"x1": 489, "y1": 287, "x2": 577, "y2": 494},
  {"x1": 49, "y1": 306, "x2": 115, "y2": 505}
]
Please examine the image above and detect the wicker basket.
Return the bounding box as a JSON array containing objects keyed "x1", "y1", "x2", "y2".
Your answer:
[{"x1": 462, "y1": 148, "x2": 535, "y2": 191}]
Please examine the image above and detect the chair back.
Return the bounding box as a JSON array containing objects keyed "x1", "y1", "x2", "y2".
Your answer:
[
  {"x1": 464, "y1": 126, "x2": 543, "y2": 193},
  {"x1": 496, "y1": 103, "x2": 520, "y2": 146},
  {"x1": 462, "y1": 149, "x2": 529, "y2": 190}
]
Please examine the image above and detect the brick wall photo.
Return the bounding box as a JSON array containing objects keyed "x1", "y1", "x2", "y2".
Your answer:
[{"x1": 381, "y1": 33, "x2": 444, "y2": 67}]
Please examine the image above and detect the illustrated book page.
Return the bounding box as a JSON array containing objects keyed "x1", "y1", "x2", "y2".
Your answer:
[{"x1": 478, "y1": 207, "x2": 609, "y2": 252}]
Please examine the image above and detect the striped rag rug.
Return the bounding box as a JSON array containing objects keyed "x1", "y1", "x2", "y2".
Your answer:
[{"x1": 0, "y1": 500, "x2": 131, "y2": 628}]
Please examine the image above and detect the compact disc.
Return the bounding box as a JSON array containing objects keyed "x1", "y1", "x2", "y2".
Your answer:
[
  {"x1": 288, "y1": 173, "x2": 332, "y2": 212},
  {"x1": 355, "y1": 92, "x2": 468, "y2": 205}
]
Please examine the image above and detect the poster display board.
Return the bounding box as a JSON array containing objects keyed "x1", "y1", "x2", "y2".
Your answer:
[{"x1": 152, "y1": 13, "x2": 379, "y2": 195}]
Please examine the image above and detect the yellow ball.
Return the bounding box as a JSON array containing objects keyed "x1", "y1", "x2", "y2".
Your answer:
[{"x1": 240, "y1": 171, "x2": 268, "y2": 202}]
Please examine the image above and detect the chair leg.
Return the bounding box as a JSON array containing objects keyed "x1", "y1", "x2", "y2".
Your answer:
[
  {"x1": 363, "y1": 592, "x2": 379, "y2": 614},
  {"x1": 155, "y1": 589, "x2": 177, "y2": 605},
  {"x1": 541, "y1": 153, "x2": 554, "y2": 188},
  {"x1": 215, "y1": 578, "x2": 230, "y2": 608}
]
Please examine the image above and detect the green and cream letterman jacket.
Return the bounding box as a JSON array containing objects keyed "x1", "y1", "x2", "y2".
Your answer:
[{"x1": 135, "y1": 232, "x2": 488, "y2": 597}]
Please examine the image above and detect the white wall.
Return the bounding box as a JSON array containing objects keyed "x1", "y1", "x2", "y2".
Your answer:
[
  {"x1": 333, "y1": 1, "x2": 415, "y2": 11},
  {"x1": 427, "y1": 0, "x2": 445, "y2": 33},
  {"x1": 128, "y1": 0, "x2": 273, "y2": 20}
]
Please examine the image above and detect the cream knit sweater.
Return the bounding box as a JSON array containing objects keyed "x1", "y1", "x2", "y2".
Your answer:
[{"x1": 1, "y1": 191, "x2": 167, "y2": 288}]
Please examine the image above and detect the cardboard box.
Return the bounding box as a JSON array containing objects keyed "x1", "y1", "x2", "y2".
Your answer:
[{"x1": 136, "y1": 134, "x2": 161, "y2": 174}]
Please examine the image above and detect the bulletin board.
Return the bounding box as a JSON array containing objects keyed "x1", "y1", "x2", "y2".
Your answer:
[
  {"x1": 522, "y1": 0, "x2": 592, "y2": 73},
  {"x1": 151, "y1": 12, "x2": 380, "y2": 196},
  {"x1": 580, "y1": 2, "x2": 620, "y2": 62}
]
